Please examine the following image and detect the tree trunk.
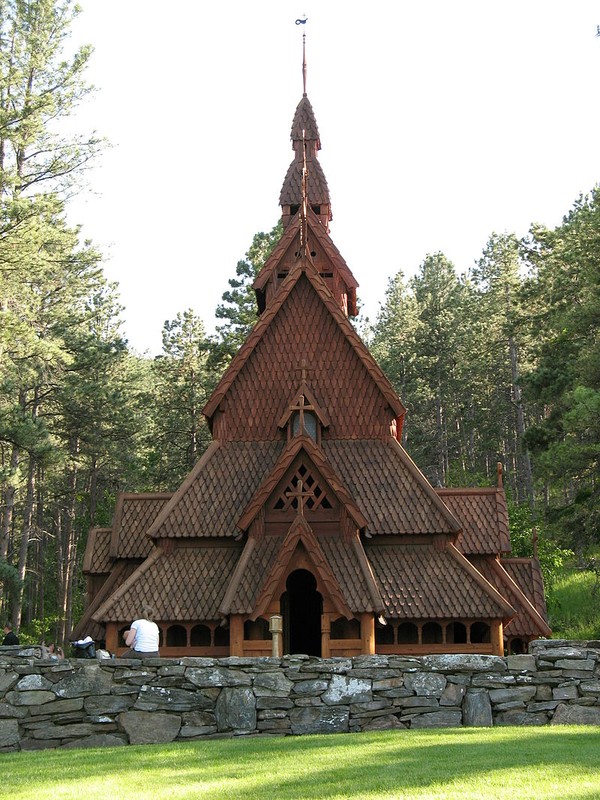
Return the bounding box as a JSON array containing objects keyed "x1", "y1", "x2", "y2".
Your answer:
[
  {"x1": 13, "y1": 455, "x2": 35, "y2": 631},
  {"x1": 0, "y1": 445, "x2": 19, "y2": 562}
]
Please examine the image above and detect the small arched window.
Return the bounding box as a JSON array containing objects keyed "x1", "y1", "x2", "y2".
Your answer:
[
  {"x1": 397, "y1": 622, "x2": 419, "y2": 644},
  {"x1": 166, "y1": 624, "x2": 187, "y2": 647},
  {"x1": 292, "y1": 409, "x2": 318, "y2": 441}
]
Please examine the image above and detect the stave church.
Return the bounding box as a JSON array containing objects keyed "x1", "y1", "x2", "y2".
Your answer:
[{"x1": 73, "y1": 44, "x2": 550, "y2": 659}]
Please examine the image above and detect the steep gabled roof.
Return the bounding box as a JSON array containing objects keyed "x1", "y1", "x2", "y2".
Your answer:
[
  {"x1": 254, "y1": 209, "x2": 358, "y2": 294},
  {"x1": 502, "y1": 557, "x2": 549, "y2": 625},
  {"x1": 223, "y1": 515, "x2": 353, "y2": 620},
  {"x1": 83, "y1": 528, "x2": 113, "y2": 574},
  {"x1": 110, "y1": 493, "x2": 172, "y2": 558},
  {"x1": 324, "y1": 439, "x2": 462, "y2": 536},
  {"x1": 204, "y1": 258, "x2": 405, "y2": 423},
  {"x1": 437, "y1": 488, "x2": 511, "y2": 555},
  {"x1": 237, "y1": 434, "x2": 368, "y2": 532},
  {"x1": 146, "y1": 441, "x2": 284, "y2": 540},
  {"x1": 470, "y1": 555, "x2": 551, "y2": 638},
  {"x1": 366, "y1": 541, "x2": 516, "y2": 621},
  {"x1": 71, "y1": 559, "x2": 138, "y2": 641},
  {"x1": 92, "y1": 544, "x2": 243, "y2": 623}
]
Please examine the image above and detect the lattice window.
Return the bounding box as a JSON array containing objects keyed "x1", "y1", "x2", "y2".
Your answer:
[{"x1": 273, "y1": 464, "x2": 333, "y2": 512}]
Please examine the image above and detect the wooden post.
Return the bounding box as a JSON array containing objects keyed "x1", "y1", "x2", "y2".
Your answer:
[
  {"x1": 321, "y1": 614, "x2": 330, "y2": 659},
  {"x1": 360, "y1": 613, "x2": 375, "y2": 655},
  {"x1": 230, "y1": 615, "x2": 244, "y2": 656},
  {"x1": 105, "y1": 623, "x2": 118, "y2": 654},
  {"x1": 491, "y1": 620, "x2": 504, "y2": 656}
]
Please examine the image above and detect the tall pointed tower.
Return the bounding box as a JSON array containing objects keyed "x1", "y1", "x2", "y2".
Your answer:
[{"x1": 74, "y1": 41, "x2": 550, "y2": 658}]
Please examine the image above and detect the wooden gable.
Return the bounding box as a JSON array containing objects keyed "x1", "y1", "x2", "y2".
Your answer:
[{"x1": 204, "y1": 262, "x2": 405, "y2": 442}]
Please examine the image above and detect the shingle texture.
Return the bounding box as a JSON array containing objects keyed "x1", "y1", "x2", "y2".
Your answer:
[
  {"x1": 280, "y1": 95, "x2": 330, "y2": 208},
  {"x1": 470, "y1": 556, "x2": 551, "y2": 638},
  {"x1": 83, "y1": 528, "x2": 112, "y2": 574},
  {"x1": 437, "y1": 489, "x2": 511, "y2": 555},
  {"x1": 318, "y1": 534, "x2": 374, "y2": 612},
  {"x1": 152, "y1": 442, "x2": 283, "y2": 539},
  {"x1": 221, "y1": 277, "x2": 395, "y2": 441},
  {"x1": 366, "y1": 544, "x2": 511, "y2": 619},
  {"x1": 112, "y1": 494, "x2": 172, "y2": 558},
  {"x1": 324, "y1": 440, "x2": 459, "y2": 535},
  {"x1": 97, "y1": 546, "x2": 242, "y2": 623},
  {"x1": 502, "y1": 558, "x2": 548, "y2": 624},
  {"x1": 228, "y1": 535, "x2": 284, "y2": 614}
]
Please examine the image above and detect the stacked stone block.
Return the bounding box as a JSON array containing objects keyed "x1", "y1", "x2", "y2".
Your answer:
[{"x1": 0, "y1": 641, "x2": 599, "y2": 750}]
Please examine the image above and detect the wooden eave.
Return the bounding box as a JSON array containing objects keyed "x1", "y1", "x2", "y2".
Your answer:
[
  {"x1": 91, "y1": 547, "x2": 164, "y2": 622},
  {"x1": 83, "y1": 527, "x2": 112, "y2": 574},
  {"x1": 71, "y1": 559, "x2": 139, "y2": 639},
  {"x1": 448, "y1": 543, "x2": 517, "y2": 623},
  {"x1": 487, "y1": 557, "x2": 552, "y2": 637},
  {"x1": 237, "y1": 434, "x2": 369, "y2": 532},
  {"x1": 437, "y1": 486, "x2": 511, "y2": 555},
  {"x1": 204, "y1": 258, "x2": 405, "y2": 423},
  {"x1": 109, "y1": 492, "x2": 173, "y2": 558},
  {"x1": 145, "y1": 442, "x2": 221, "y2": 539},
  {"x1": 253, "y1": 208, "x2": 358, "y2": 293},
  {"x1": 247, "y1": 515, "x2": 353, "y2": 620},
  {"x1": 383, "y1": 438, "x2": 463, "y2": 536}
]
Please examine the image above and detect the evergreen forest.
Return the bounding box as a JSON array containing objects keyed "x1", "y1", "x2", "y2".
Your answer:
[{"x1": 0, "y1": 1, "x2": 598, "y2": 645}]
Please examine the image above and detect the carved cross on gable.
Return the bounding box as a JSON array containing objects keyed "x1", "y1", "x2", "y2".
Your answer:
[
  {"x1": 294, "y1": 359, "x2": 313, "y2": 383},
  {"x1": 285, "y1": 479, "x2": 314, "y2": 517},
  {"x1": 290, "y1": 393, "x2": 315, "y2": 435}
]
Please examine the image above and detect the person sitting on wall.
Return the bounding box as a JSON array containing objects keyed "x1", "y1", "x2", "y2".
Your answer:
[
  {"x1": 121, "y1": 605, "x2": 160, "y2": 658},
  {"x1": 2, "y1": 622, "x2": 19, "y2": 645},
  {"x1": 47, "y1": 643, "x2": 64, "y2": 660}
]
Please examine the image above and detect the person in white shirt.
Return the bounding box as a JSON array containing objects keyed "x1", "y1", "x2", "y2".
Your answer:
[{"x1": 121, "y1": 605, "x2": 160, "y2": 658}]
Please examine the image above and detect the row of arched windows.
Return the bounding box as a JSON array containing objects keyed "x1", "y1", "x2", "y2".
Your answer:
[
  {"x1": 119, "y1": 624, "x2": 230, "y2": 648},
  {"x1": 375, "y1": 620, "x2": 491, "y2": 645}
]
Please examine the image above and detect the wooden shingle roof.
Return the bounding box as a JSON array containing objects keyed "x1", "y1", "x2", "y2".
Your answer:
[
  {"x1": 436, "y1": 488, "x2": 511, "y2": 555},
  {"x1": 470, "y1": 556, "x2": 551, "y2": 638},
  {"x1": 110, "y1": 493, "x2": 172, "y2": 558},
  {"x1": 366, "y1": 543, "x2": 516, "y2": 621},
  {"x1": 92, "y1": 545, "x2": 243, "y2": 623},
  {"x1": 324, "y1": 439, "x2": 461, "y2": 536},
  {"x1": 82, "y1": 528, "x2": 113, "y2": 574},
  {"x1": 147, "y1": 441, "x2": 284, "y2": 540},
  {"x1": 204, "y1": 262, "x2": 405, "y2": 429},
  {"x1": 502, "y1": 557, "x2": 549, "y2": 626}
]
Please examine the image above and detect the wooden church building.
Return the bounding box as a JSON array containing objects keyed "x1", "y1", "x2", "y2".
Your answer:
[{"x1": 74, "y1": 54, "x2": 550, "y2": 659}]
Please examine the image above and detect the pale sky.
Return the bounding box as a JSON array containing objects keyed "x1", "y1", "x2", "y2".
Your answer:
[{"x1": 67, "y1": 1, "x2": 600, "y2": 355}]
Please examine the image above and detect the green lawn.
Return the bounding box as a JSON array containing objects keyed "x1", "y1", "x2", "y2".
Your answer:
[{"x1": 3, "y1": 727, "x2": 600, "y2": 800}]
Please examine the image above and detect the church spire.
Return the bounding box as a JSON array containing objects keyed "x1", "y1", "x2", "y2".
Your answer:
[{"x1": 279, "y1": 30, "x2": 331, "y2": 232}]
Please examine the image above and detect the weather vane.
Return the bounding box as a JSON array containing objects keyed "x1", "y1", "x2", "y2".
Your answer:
[{"x1": 296, "y1": 15, "x2": 307, "y2": 25}]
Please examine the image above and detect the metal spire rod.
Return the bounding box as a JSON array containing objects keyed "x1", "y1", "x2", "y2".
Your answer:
[{"x1": 302, "y1": 31, "x2": 307, "y2": 96}]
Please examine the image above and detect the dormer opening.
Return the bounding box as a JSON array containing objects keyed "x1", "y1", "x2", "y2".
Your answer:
[{"x1": 292, "y1": 409, "x2": 318, "y2": 441}]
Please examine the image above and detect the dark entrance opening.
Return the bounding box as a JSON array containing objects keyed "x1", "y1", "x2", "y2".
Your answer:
[{"x1": 281, "y1": 569, "x2": 322, "y2": 656}]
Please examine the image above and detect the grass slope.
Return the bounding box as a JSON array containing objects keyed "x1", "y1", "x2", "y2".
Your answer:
[
  {"x1": 548, "y1": 565, "x2": 600, "y2": 640},
  {"x1": 3, "y1": 727, "x2": 600, "y2": 800}
]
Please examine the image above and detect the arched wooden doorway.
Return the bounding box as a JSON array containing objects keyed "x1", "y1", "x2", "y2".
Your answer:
[{"x1": 281, "y1": 569, "x2": 323, "y2": 656}]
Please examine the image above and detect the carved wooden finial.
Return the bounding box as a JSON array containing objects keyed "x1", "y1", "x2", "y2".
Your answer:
[{"x1": 497, "y1": 462, "x2": 503, "y2": 489}]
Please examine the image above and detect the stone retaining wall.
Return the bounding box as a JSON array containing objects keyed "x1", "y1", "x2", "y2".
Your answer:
[{"x1": 0, "y1": 640, "x2": 599, "y2": 751}]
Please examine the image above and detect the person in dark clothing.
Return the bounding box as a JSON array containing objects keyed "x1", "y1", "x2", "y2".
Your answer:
[{"x1": 2, "y1": 623, "x2": 19, "y2": 645}]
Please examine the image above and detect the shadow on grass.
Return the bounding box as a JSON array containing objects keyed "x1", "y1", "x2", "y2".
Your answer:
[{"x1": 4, "y1": 726, "x2": 600, "y2": 799}]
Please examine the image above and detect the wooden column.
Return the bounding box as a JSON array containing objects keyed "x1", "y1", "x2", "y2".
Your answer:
[
  {"x1": 105, "y1": 623, "x2": 118, "y2": 654},
  {"x1": 360, "y1": 613, "x2": 375, "y2": 655},
  {"x1": 321, "y1": 614, "x2": 331, "y2": 659},
  {"x1": 230, "y1": 615, "x2": 244, "y2": 656},
  {"x1": 491, "y1": 620, "x2": 504, "y2": 656}
]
